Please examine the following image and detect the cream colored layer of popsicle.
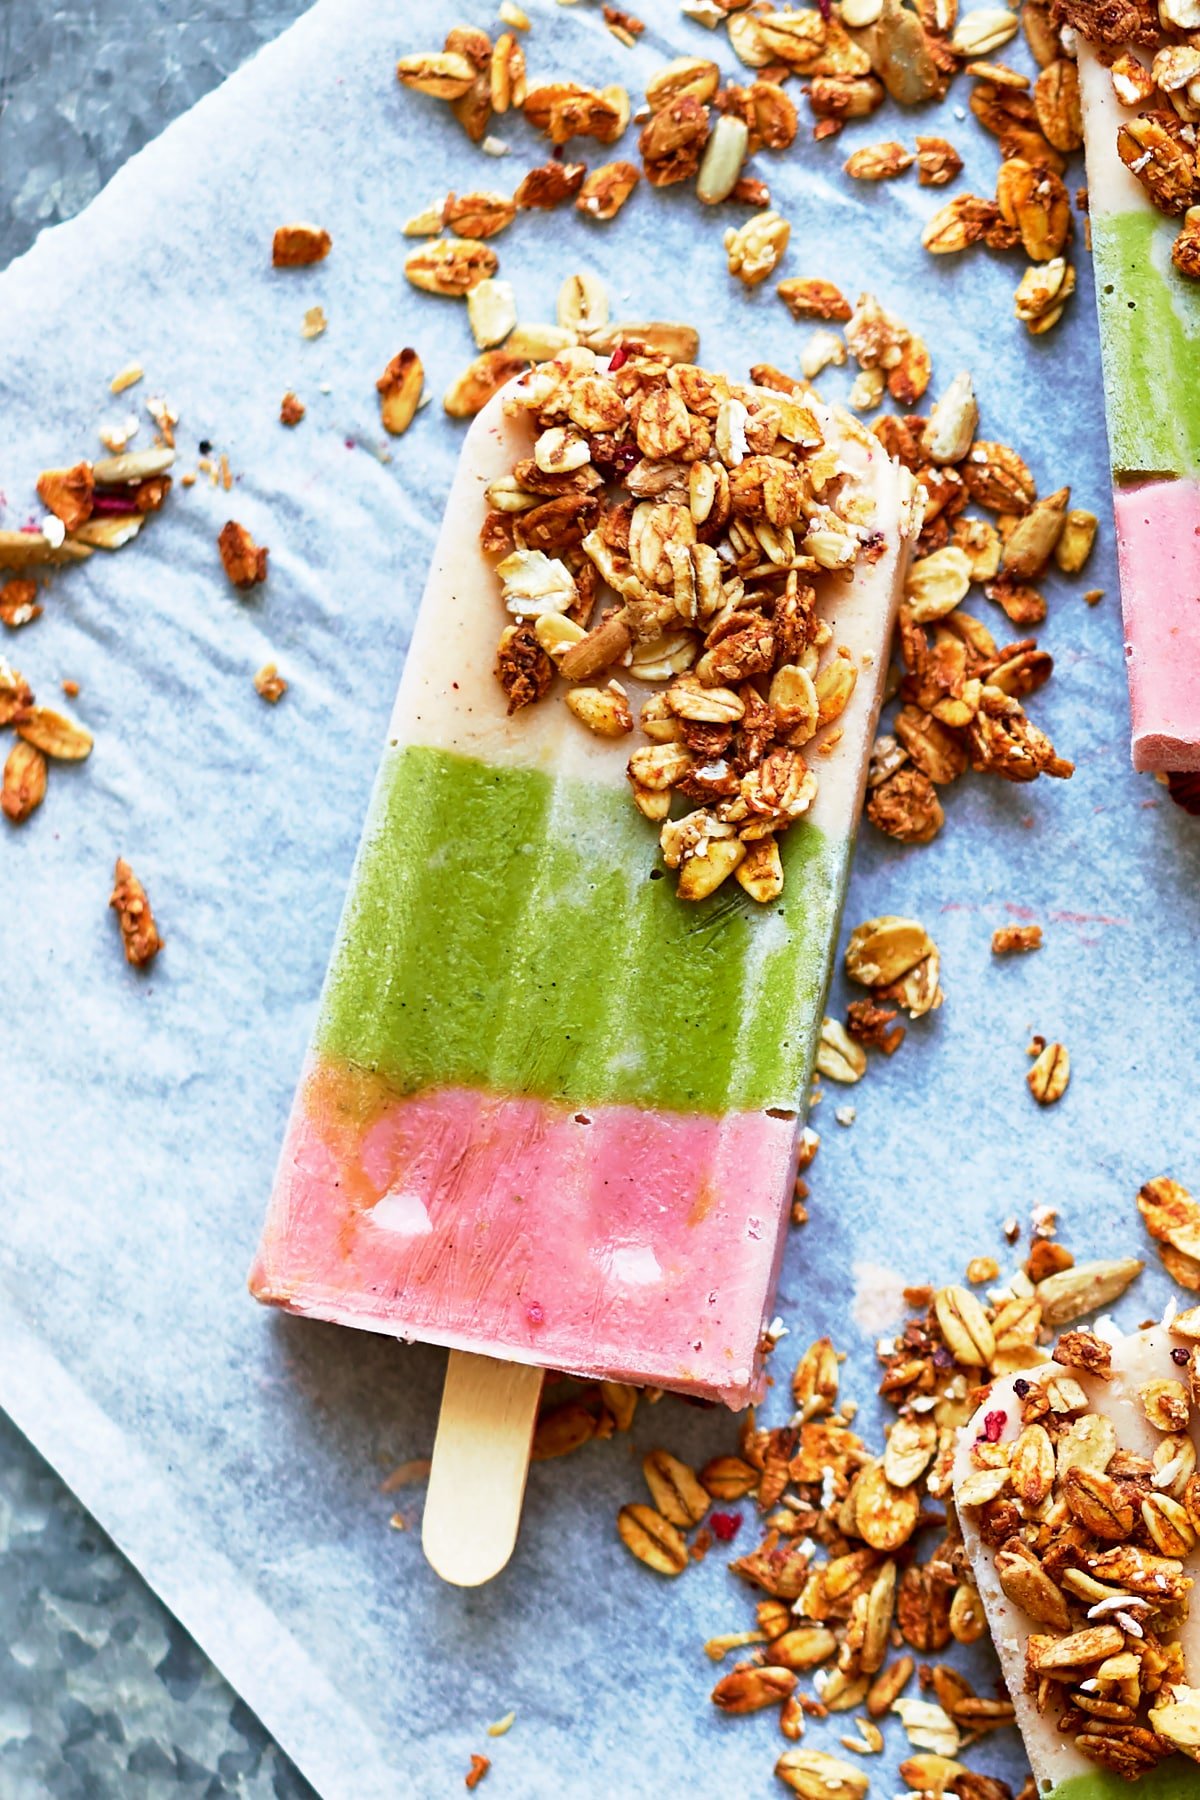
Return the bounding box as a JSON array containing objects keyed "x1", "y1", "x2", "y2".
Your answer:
[
  {"x1": 955, "y1": 1326, "x2": 1200, "y2": 1792},
  {"x1": 1077, "y1": 47, "x2": 1149, "y2": 215},
  {"x1": 390, "y1": 378, "x2": 912, "y2": 830}
]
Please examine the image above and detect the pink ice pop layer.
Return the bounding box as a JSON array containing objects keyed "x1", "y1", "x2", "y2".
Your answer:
[
  {"x1": 252, "y1": 1072, "x2": 798, "y2": 1404},
  {"x1": 1116, "y1": 479, "x2": 1200, "y2": 773}
]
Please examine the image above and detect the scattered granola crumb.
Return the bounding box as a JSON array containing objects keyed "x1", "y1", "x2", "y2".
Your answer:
[
  {"x1": 1083, "y1": 587, "x2": 1103, "y2": 605},
  {"x1": 1027, "y1": 1038, "x2": 1070, "y2": 1105},
  {"x1": 254, "y1": 662, "x2": 287, "y2": 704},
  {"x1": 835, "y1": 1104, "x2": 856, "y2": 1126},
  {"x1": 377, "y1": 349, "x2": 425, "y2": 436},
  {"x1": 1, "y1": 741, "x2": 47, "y2": 824},
  {"x1": 272, "y1": 223, "x2": 332, "y2": 267},
  {"x1": 378, "y1": 1457, "x2": 432, "y2": 1498},
  {"x1": 61, "y1": 678, "x2": 80, "y2": 698},
  {"x1": 109, "y1": 858, "x2": 162, "y2": 967},
  {"x1": 915, "y1": 135, "x2": 964, "y2": 187},
  {"x1": 844, "y1": 141, "x2": 914, "y2": 181},
  {"x1": 109, "y1": 361, "x2": 144, "y2": 394},
  {"x1": 280, "y1": 391, "x2": 306, "y2": 427},
  {"x1": 146, "y1": 394, "x2": 178, "y2": 448},
  {"x1": 992, "y1": 922, "x2": 1043, "y2": 953},
  {"x1": 464, "y1": 1753, "x2": 491, "y2": 1790},
  {"x1": 487, "y1": 1711, "x2": 516, "y2": 1738},
  {"x1": 301, "y1": 305, "x2": 328, "y2": 339},
  {"x1": 0, "y1": 578, "x2": 41, "y2": 629},
  {"x1": 98, "y1": 415, "x2": 140, "y2": 455},
  {"x1": 776, "y1": 277, "x2": 852, "y2": 322},
  {"x1": 603, "y1": 4, "x2": 645, "y2": 45},
  {"x1": 724, "y1": 211, "x2": 791, "y2": 287},
  {"x1": 218, "y1": 521, "x2": 269, "y2": 589},
  {"x1": 846, "y1": 997, "x2": 905, "y2": 1054},
  {"x1": 37, "y1": 463, "x2": 95, "y2": 533}
]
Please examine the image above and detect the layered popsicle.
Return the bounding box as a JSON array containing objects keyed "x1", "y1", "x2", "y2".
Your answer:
[
  {"x1": 1073, "y1": 30, "x2": 1200, "y2": 772},
  {"x1": 955, "y1": 1319, "x2": 1200, "y2": 1797},
  {"x1": 251, "y1": 347, "x2": 916, "y2": 1406}
]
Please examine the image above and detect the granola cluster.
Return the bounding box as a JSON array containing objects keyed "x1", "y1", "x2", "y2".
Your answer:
[
  {"x1": 110, "y1": 857, "x2": 163, "y2": 968},
  {"x1": 484, "y1": 320, "x2": 918, "y2": 903},
  {"x1": 1054, "y1": 0, "x2": 1200, "y2": 276},
  {"x1": 863, "y1": 372, "x2": 1089, "y2": 846},
  {"x1": 958, "y1": 1310, "x2": 1200, "y2": 1780}
]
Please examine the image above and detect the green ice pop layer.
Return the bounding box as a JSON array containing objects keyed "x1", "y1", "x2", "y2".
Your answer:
[
  {"x1": 315, "y1": 743, "x2": 847, "y2": 1115},
  {"x1": 1093, "y1": 209, "x2": 1200, "y2": 479}
]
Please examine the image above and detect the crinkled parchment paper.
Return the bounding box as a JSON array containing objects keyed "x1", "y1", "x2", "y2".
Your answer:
[{"x1": 2, "y1": 1, "x2": 1199, "y2": 1794}]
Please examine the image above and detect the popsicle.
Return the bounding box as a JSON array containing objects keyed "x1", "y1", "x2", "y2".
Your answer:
[
  {"x1": 250, "y1": 346, "x2": 916, "y2": 1573},
  {"x1": 1074, "y1": 36, "x2": 1200, "y2": 773},
  {"x1": 955, "y1": 1319, "x2": 1200, "y2": 1797}
]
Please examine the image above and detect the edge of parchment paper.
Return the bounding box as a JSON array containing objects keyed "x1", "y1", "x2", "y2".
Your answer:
[
  {"x1": 0, "y1": 6, "x2": 413, "y2": 1794},
  {"x1": 0, "y1": 1284, "x2": 402, "y2": 1800}
]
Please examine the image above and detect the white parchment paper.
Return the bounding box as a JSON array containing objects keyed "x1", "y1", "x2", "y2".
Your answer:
[{"x1": 2, "y1": 1, "x2": 1199, "y2": 1794}]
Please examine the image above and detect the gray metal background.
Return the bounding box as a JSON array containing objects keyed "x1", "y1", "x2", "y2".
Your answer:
[{"x1": 2, "y1": 11, "x2": 314, "y2": 1797}]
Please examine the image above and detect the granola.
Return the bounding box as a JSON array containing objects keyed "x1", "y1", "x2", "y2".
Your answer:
[
  {"x1": 483, "y1": 313, "x2": 919, "y2": 903},
  {"x1": 601, "y1": 1216, "x2": 1140, "y2": 1796},
  {"x1": 218, "y1": 520, "x2": 269, "y2": 589},
  {"x1": 254, "y1": 662, "x2": 288, "y2": 704},
  {"x1": 271, "y1": 223, "x2": 332, "y2": 267},
  {"x1": 992, "y1": 922, "x2": 1043, "y2": 953},
  {"x1": 109, "y1": 858, "x2": 163, "y2": 967}
]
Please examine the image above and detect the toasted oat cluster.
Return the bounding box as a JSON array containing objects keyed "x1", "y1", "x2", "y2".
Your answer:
[
  {"x1": 959, "y1": 1319, "x2": 1200, "y2": 1780},
  {"x1": 1053, "y1": 0, "x2": 1200, "y2": 276},
  {"x1": 484, "y1": 340, "x2": 914, "y2": 903}
]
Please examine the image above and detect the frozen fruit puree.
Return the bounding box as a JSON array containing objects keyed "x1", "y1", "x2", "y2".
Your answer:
[
  {"x1": 1046, "y1": 1771, "x2": 1200, "y2": 1799},
  {"x1": 251, "y1": 360, "x2": 914, "y2": 1405},
  {"x1": 1078, "y1": 46, "x2": 1200, "y2": 772}
]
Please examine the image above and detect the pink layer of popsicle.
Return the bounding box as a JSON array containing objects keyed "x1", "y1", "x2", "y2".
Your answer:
[
  {"x1": 1116, "y1": 479, "x2": 1200, "y2": 773},
  {"x1": 250, "y1": 1072, "x2": 798, "y2": 1405}
]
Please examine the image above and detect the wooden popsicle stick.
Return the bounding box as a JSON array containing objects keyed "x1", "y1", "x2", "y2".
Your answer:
[{"x1": 422, "y1": 1350, "x2": 543, "y2": 1586}]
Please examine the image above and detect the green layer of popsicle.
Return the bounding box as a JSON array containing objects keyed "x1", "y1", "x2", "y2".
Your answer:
[
  {"x1": 315, "y1": 743, "x2": 845, "y2": 1115},
  {"x1": 1048, "y1": 1759, "x2": 1200, "y2": 1799},
  {"x1": 1093, "y1": 208, "x2": 1200, "y2": 479}
]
